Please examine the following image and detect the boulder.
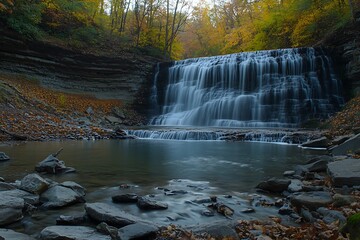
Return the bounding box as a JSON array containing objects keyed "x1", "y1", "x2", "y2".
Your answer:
[
  {"x1": 85, "y1": 203, "x2": 138, "y2": 227},
  {"x1": 302, "y1": 159, "x2": 329, "y2": 173},
  {"x1": 317, "y1": 207, "x2": 346, "y2": 224},
  {"x1": 105, "y1": 116, "x2": 122, "y2": 125},
  {"x1": 61, "y1": 181, "x2": 86, "y2": 196},
  {"x1": 0, "y1": 152, "x2": 10, "y2": 161},
  {"x1": 0, "y1": 195, "x2": 24, "y2": 226},
  {"x1": 290, "y1": 191, "x2": 333, "y2": 210},
  {"x1": 0, "y1": 182, "x2": 16, "y2": 191},
  {"x1": 330, "y1": 133, "x2": 360, "y2": 155},
  {"x1": 56, "y1": 215, "x2": 85, "y2": 226},
  {"x1": 35, "y1": 154, "x2": 75, "y2": 174},
  {"x1": 117, "y1": 222, "x2": 159, "y2": 240},
  {"x1": 288, "y1": 180, "x2": 303, "y2": 192},
  {"x1": 256, "y1": 178, "x2": 291, "y2": 193},
  {"x1": 96, "y1": 222, "x2": 118, "y2": 239},
  {"x1": 327, "y1": 158, "x2": 360, "y2": 187},
  {"x1": 40, "y1": 185, "x2": 85, "y2": 209},
  {"x1": 301, "y1": 137, "x2": 329, "y2": 148},
  {"x1": 20, "y1": 173, "x2": 50, "y2": 194},
  {"x1": 136, "y1": 197, "x2": 168, "y2": 210},
  {"x1": 0, "y1": 229, "x2": 35, "y2": 240},
  {"x1": 1, "y1": 189, "x2": 39, "y2": 205},
  {"x1": 39, "y1": 226, "x2": 111, "y2": 240},
  {"x1": 112, "y1": 194, "x2": 138, "y2": 203},
  {"x1": 191, "y1": 222, "x2": 239, "y2": 240}
]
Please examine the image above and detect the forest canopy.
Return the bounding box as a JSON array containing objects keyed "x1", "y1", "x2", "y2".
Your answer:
[{"x1": 0, "y1": 0, "x2": 356, "y2": 59}]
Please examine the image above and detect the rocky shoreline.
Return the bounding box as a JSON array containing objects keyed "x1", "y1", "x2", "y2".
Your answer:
[{"x1": 0, "y1": 136, "x2": 359, "y2": 239}]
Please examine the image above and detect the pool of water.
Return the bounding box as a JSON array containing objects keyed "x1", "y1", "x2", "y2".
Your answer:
[
  {"x1": 0, "y1": 139, "x2": 320, "y2": 235},
  {"x1": 0, "y1": 139, "x2": 316, "y2": 193}
]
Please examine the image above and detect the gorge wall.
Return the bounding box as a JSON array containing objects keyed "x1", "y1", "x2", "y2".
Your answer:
[{"x1": 0, "y1": 30, "x2": 156, "y2": 105}]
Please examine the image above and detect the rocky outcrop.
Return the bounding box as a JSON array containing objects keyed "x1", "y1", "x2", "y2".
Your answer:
[{"x1": 0, "y1": 30, "x2": 157, "y2": 104}]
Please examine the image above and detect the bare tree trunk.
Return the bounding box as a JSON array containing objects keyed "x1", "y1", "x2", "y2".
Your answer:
[
  {"x1": 164, "y1": 0, "x2": 170, "y2": 58},
  {"x1": 348, "y1": 0, "x2": 355, "y2": 21}
]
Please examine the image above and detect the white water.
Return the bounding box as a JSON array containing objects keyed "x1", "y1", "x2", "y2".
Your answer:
[{"x1": 150, "y1": 48, "x2": 344, "y2": 128}]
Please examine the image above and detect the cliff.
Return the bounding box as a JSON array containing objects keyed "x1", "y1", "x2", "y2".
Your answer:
[{"x1": 0, "y1": 30, "x2": 157, "y2": 105}]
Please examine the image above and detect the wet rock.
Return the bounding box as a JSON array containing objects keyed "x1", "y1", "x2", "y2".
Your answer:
[
  {"x1": 288, "y1": 180, "x2": 303, "y2": 192},
  {"x1": 317, "y1": 207, "x2": 347, "y2": 224},
  {"x1": 136, "y1": 197, "x2": 168, "y2": 210},
  {"x1": 327, "y1": 158, "x2": 360, "y2": 187},
  {"x1": 20, "y1": 173, "x2": 50, "y2": 195},
  {"x1": 2, "y1": 189, "x2": 40, "y2": 205},
  {"x1": 0, "y1": 194, "x2": 24, "y2": 226},
  {"x1": 192, "y1": 197, "x2": 213, "y2": 204},
  {"x1": 278, "y1": 204, "x2": 294, "y2": 215},
  {"x1": 290, "y1": 191, "x2": 333, "y2": 210},
  {"x1": 302, "y1": 185, "x2": 324, "y2": 192},
  {"x1": 0, "y1": 228, "x2": 35, "y2": 240},
  {"x1": 0, "y1": 182, "x2": 16, "y2": 191},
  {"x1": 35, "y1": 154, "x2": 75, "y2": 174},
  {"x1": 0, "y1": 177, "x2": 4, "y2": 182},
  {"x1": 40, "y1": 185, "x2": 85, "y2": 209},
  {"x1": 96, "y1": 222, "x2": 118, "y2": 239},
  {"x1": 330, "y1": 133, "x2": 360, "y2": 155},
  {"x1": 0, "y1": 152, "x2": 10, "y2": 161},
  {"x1": 283, "y1": 170, "x2": 295, "y2": 177},
  {"x1": 112, "y1": 194, "x2": 138, "y2": 203},
  {"x1": 39, "y1": 226, "x2": 111, "y2": 240},
  {"x1": 78, "y1": 117, "x2": 91, "y2": 125},
  {"x1": 85, "y1": 203, "x2": 138, "y2": 227},
  {"x1": 117, "y1": 222, "x2": 159, "y2": 240},
  {"x1": 256, "y1": 178, "x2": 291, "y2": 193},
  {"x1": 112, "y1": 107, "x2": 125, "y2": 119},
  {"x1": 300, "y1": 208, "x2": 314, "y2": 223},
  {"x1": 56, "y1": 215, "x2": 85, "y2": 225},
  {"x1": 208, "y1": 203, "x2": 234, "y2": 217},
  {"x1": 61, "y1": 181, "x2": 86, "y2": 196},
  {"x1": 301, "y1": 137, "x2": 329, "y2": 148},
  {"x1": 302, "y1": 159, "x2": 329, "y2": 173},
  {"x1": 331, "y1": 135, "x2": 353, "y2": 146},
  {"x1": 192, "y1": 222, "x2": 239, "y2": 240},
  {"x1": 202, "y1": 209, "x2": 215, "y2": 216},
  {"x1": 241, "y1": 208, "x2": 255, "y2": 213},
  {"x1": 332, "y1": 193, "x2": 354, "y2": 207}
]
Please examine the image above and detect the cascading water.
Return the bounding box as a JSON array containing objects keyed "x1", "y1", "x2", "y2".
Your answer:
[{"x1": 150, "y1": 48, "x2": 344, "y2": 128}]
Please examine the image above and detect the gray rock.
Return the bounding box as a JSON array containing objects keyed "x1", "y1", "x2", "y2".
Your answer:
[
  {"x1": 61, "y1": 181, "x2": 86, "y2": 196},
  {"x1": 288, "y1": 180, "x2": 303, "y2": 192},
  {"x1": 301, "y1": 137, "x2": 329, "y2": 148},
  {"x1": 0, "y1": 228, "x2": 35, "y2": 240},
  {"x1": 20, "y1": 173, "x2": 50, "y2": 194},
  {"x1": 117, "y1": 222, "x2": 158, "y2": 240},
  {"x1": 0, "y1": 195, "x2": 24, "y2": 226},
  {"x1": 303, "y1": 159, "x2": 329, "y2": 173},
  {"x1": 192, "y1": 197, "x2": 213, "y2": 204},
  {"x1": 330, "y1": 133, "x2": 360, "y2": 155},
  {"x1": 241, "y1": 208, "x2": 255, "y2": 213},
  {"x1": 86, "y1": 107, "x2": 94, "y2": 115},
  {"x1": 278, "y1": 204, "x2": 294, "y2": 215},
  {"x1": 39, "y1": 226, "x2": 111, "y2": 240},
  {"x1": 290, "y1": 191, "x2": 333, "y2": 210},
  {"x1": 332, "y1": 135, "x2": 353, "y2": 146},
  {"x1": 35, "y1": 154, "x2": 75, "y2": 174},
  {"x1": 112, "y1": 194, "x2": 138, "y2": 203},
  {"x1": 317, "y1": 207, "x2": 347, "y2": 224},
  {"x1": 0, "y1": 182, "x2": 16, "y2": 191},
  {"x1": 191, "y1": 222, "x2": 239, "y2": 240},
  {"x1": 40, "y1": 185, "x2": 85, "y2": 209},
  {"x1": 112, "y1": 107, "x2": 126, "y2": 119},
  {"x1": 105, "y1": 116, "x2": 123, "y2": 124},
  {"x1": 1, "y1": 189, "x2": 39, "y2": 205},
  {"x1": 327, "y1": 158, "x2": 360, "y2": 187},
  {"x1": 332, "y1": 193, "x2": 354, "y2": 207},
  {"x1": 283, "y1": 170, "x2": 295, "y2": 177},
  {"x1": 56, "y1": 215, "x2": 85, "y2": 225},
  {"x1": 0, "y1": 177, "x2": 4, "y2": 182},
  {"x1": 78, "y1": 117, "x2": 91, "y2": 125},
  {"x1": 256, "y1": 178, "x2": 291, "y2": 193},
  {"x1": 300, "y1": 208, "x2": 314, "y2": 222},
  {"x1": 85, "y1": 203, "x2": 138, "y2": 227},
  {"x1": 137, "y1": 197, "x2": 168, "y2": 210},
  {"x1": 0, "y1": 152, "x2": 10, "y2": 162},
  {"x1": 96, "y1": 222, "x2": 118, "y2": 239}
]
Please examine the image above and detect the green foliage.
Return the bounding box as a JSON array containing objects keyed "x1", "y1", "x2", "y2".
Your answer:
[{"x1": 341, "y1": 213, "x2": 360, "y2": 240}]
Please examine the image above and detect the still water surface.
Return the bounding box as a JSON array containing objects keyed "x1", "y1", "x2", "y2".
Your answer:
[{"x1": 1, "y1": 139, "x2": 315, "y2": 192}]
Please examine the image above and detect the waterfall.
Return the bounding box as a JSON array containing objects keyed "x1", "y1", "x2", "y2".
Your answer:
[{"x1": 150, "y1": 48, "x2": 344, "y2": 128}]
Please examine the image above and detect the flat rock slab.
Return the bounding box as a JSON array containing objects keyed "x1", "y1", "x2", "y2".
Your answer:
[
  {"x1": 0, "y1": 228, "x2": 35, "y2": 240},
  {"x1": 85, "y1": 203, "x2": 138, "y2": 227},
  {"x1": 330, "y1": 133, "x2": 360, "y2": 155},
  {"x1": 0, "y1": 194, "x2": 24, "y2": 226},
  {"x1": 301, "y1": 137, "x2": 329, "y2": 148},
  {"x1": 256, "y1": 178, "x2": 291, "y2": 193},
  {"x1": 118, "y1": 222, "x2": 159, "y2": 240},
  {"x1": 40, "y1": 185, "x2": 85, "y2": 209},
  {"x1": 327, "y1": 158, "x2": 360, "y2": 187},
  {"x1": 137, "y1": 197, "x2": 168, "y2": 210},
  {"x1": 39, "y1": 226, "x2": 111, "y2": 240},
  {"x1": 290, "y1": 191, "x2": 333, "y2": 210}
]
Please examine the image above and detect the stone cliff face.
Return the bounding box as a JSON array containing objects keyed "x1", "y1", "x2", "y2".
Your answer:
[
  {"x1": 0, "y1": 31, "x2": 157, "y2": 104},
  {"x1": 320, "y1": 20, "x2": 360, "y2": 97}
]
